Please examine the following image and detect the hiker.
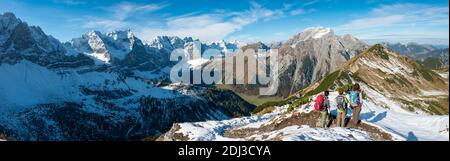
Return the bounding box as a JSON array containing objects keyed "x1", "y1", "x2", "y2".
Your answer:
[
  {"x1": 335, "y1": 87, "x2": 348, "y2": 127},
  {"x1": 348, "y1": 83, "x2": 362, "y2": 128},
  {"x1": 314, "y1": 90, "x2": 330, "y2": 128}
]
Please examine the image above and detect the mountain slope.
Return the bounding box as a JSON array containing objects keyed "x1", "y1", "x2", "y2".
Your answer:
[
  {"x1": 0, "y1": 59, "x2": 255, "y2": 140},
  {"x1": 227, "y1": 27, "x2": 368, "y2": 97},
  {"x1": 160, "y1": 44, "x2": 449, "y2": 141},
  {"x1": 0, "y1": 12, "x2": 94, "y2": 69},
  {"x1": 300, "y1": 44, "x2": 448, "y2": 114},
  {"x1": 158, "y1": 104, "x2": 399, "y2": 141},
  {"x1": 276, "y1": 28, "x2": 367, "y2": 97},
  {"x1": 382, "y1": 42, "x2": 449, "y2": 68},
  {"x1": 295, "y1": 44, "x2": 448, "y2": 139}
]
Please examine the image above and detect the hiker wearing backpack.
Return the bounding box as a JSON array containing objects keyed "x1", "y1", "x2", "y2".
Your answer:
[
  {"x1": 348, "y1": 83, "x2": 362, "y2": 128},
  {"x1": 335, "y1": 87, "x2": 348, "y2": 127},
  {"x1": 314, "y1": 91, "x2": 330, "y2": 128}
]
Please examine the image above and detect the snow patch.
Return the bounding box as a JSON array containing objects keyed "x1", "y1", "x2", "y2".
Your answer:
[
  {"x1": 359, "y1": 57, "x2": 413, "y2": 76},
  {"x1": 420, "y1": 90, "x2": 448, "y2": 96},
  {"x1": 302, "y1": 27, "x2": 331, "y2": 39},
  {"x1": 357, "y1": 84, "x2": 449, "y2": 141},
  {"x1": 434, "y1": 70, "x2": 448, "y2": 79},
  {"x1": 258, "y1": 125, "x2": 371, "y2": 141},
  {"x1": 175, "y1": 106, "x2": 288, "y2": 141},
  {"x1": 311, "y1": 28, "x2": 331, "y2": 39}
]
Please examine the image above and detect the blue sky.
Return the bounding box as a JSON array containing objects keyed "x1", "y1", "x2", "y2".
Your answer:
[{"x1": 1, "y1": 0, "x2": 448, "y2": 45}]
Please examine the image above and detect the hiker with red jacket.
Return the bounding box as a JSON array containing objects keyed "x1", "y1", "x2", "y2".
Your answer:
[
  {"x1": 348, "y1": 83, "x2": 362, "y2": 128},
  {"x1": 314, "y1": 90, "x2": 330, "y2": 128}
]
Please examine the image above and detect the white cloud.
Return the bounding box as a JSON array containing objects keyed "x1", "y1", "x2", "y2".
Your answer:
[
  {"x1": 105, "y1": 2, "x2": 169, "y2": 20},
  {"x1": 81, "y1": 2, "x2": 168, "y2": 31},
  {"x1": 283, "y1": 3, "x2": 294, "y2": 10},
  {"x1": 227, "y1": 34, "x2": 260, "y2": 43},
  {"x1": 338, "y1": 3, "x2": 449, "y2": 31},
  {"x1": 290, "y1": 8, "x2": 315, "y2": 16},
  {"x1": 54, "y1": 0, "x2": 86, "y2": 5},
  {"x1": 290, "y1": 8, "x2": 305, "y2": 16},
  {"x1": 372, "y1": 3, "x2": 448, "y2": 16},
  {"x1": 79, "y1": 1, "x2": 310, "y2": 43},
  {"x1": 138, "y1": 2, "x2": 287, "y2": 43},
  {"x1": 303, "y1": 0, "x2": 320, "y2": 7},
  {"x1": 288, "y1": 0, "x2": 318, "y2": 16},
  {"x1": 337, "y1": 3, "x2": 449, "y2": 44},
  {"x1": 340, "y1": 15, "x2": 405, "y2": 30},
  {"x1": 83, "y1": 19, "x2": 129, "y2": 29}
]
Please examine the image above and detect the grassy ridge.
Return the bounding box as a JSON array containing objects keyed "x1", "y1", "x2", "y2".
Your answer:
[{"x1": 215, "y1": 84, "x2": 283, "y2": 106}]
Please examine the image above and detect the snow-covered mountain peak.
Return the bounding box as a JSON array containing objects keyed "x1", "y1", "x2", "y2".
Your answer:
[
  {"x1": 302, "y1": 27, "x2": 333, "y2": 39},
  {"x1": 343, "y1": 34, "x2": 359, "y2": 42},
  {"x1": 0, "y1": 12, "x2": 20, "y2": 28},
  {"x1": 66, "y1": 30, "x2": 145, "y2": 63},
  {"x1": 182, "y1": 37, "x2": 195, "y2": 42},
  {"x1": 148, "y1": 35, "x2": 199, "y2": 52},
  {"x1": 0, "y1": 12, "x2": 20, "y2": 29},
  {"x1": 0, "y1": 12, "x2": 21, "y2": 45},
  {"x1": 0, "y1": 12, "x2": 65, "y2": 56},
  {"x1": 149, "y1": 36, "x2": 180, "y2": 50},
  {"x1": 284, "y1": 27, "x2": 339, "y2": 50},
  {"x1": 232, "y1": 40, "x2": 247, "y2": 47},
  {"x1": 106, "y1": 30, "x2": 134, "y2": 41},
  {"x1": 0, "y1": 12, "x2": 17, "y2": 19},
  {"x1": 86, "y1": 30, "x2": 101, "y2": 36},
  {"x1": 85, "y1": 30, "x2": 106, "y2": 46}
]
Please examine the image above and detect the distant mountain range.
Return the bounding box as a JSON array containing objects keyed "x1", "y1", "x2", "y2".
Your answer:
[
  {"x1": 382, "y1": 42, "x2": 449, "y2": 68},
  {"x1": 0, "y1": 12, "x2": 254, "y2": 140}
]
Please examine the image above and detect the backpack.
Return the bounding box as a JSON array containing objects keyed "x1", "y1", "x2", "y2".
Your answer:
[
  {"x1": 349, "y1": 91, "x2": 360, "y2": 107},
  {"x1": 314, "y1": 95, "x2": 324, "y2": 111},
  {"x1": 336, "y1": 95, "x2": 345, "y2": 109}
]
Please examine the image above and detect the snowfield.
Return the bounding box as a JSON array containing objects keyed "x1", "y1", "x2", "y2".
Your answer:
[
  {"x1": 420, "y1": 90, "x2": 448, "y2": 96},
  {"x1": 311, "y1": 28, "x2": 331, "y2": 39},
  {"x1": 434, "y1": 70, "x2": 449, "y2": 79},
  {"x1": 0, "y1": 60, "x2": 185, "y2": 108},
  {"x1": 162, "y1": 83, "x2": 449, "y2": 141},
  {"x1": 0, "y1": 60, "x2": 215, "y2": 139},
  {"x1": 174, "y1": 105, "x2": 287, "y2": 141},
  {"x1": 163, "y1": 104, "x2": 388, "y2": 141},
  {"x1": 251, "y1": 125, "x2": 373, "y2": 141},
  {"x1": 357, "y1": 84, "x2": 449, "y2": 141}
]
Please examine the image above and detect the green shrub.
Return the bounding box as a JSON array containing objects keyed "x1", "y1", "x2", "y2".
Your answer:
[
  {"x1": 412, "y1": 62, "x2": 435, "y2": 81},
  {"x1": 304, "y1": 70, "x2": 341, "y2": 97},
  {"x1": 361, "y1": 91, "x2": 366, "y2": 99},
  {"x1": 252, "y1": 96, "x2": 299, "y2": 114},
  {"x1": 287, "y1": 96, "x2": 312, "y2": 112},
  {"x1": 420, "y1": 57, "x2": 443, "y2": 70},
  {"x1": 252, "y1": 100, "x2": 289, "y2": 114},
  {"x1": 369, "y1": 44, "x2": 389, "y2": 60},
  {"x1": 287, "y1": 106, "x2": 294, "y2": 112}
]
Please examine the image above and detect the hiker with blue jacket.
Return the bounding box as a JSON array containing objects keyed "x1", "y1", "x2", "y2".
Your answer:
[
  {"x1": 335, "y1": 87, "x2": 348, "y2": 127},
  {"x1": 348, "y1": 83, "x2": 362, "y2": 128}
]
